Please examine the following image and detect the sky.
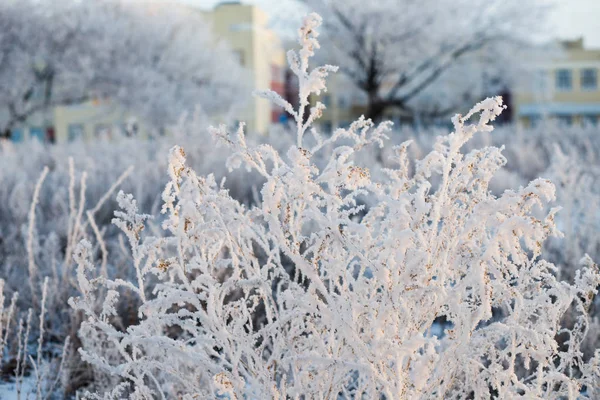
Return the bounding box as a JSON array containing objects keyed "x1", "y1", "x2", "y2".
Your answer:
[
  {"x1": 548, "y1": 0, "x2": 600, "y2": 47},
  {"x1": 183, "y1": 0, "x2": 600, "y2": 48}
]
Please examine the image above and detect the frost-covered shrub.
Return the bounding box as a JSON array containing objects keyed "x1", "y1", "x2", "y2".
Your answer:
[
  {"x1": 366, "y1": 120, "x2": 600, "y2": 289},
  {"x1": 70, "y1": 14, "x2": 600, "y2": 399},
  {"x1": 0, "y1": 112, "x2": 275, "y2": 395},
  {"x1": 0, "y1": 113, "x2": 272, "y2": 299},
  {"x1": 0, "y1": 278, "x2": 70, "y2": 399},
  {"x1": 459, "y1": 123, "x2": 600, "y2": 343}
]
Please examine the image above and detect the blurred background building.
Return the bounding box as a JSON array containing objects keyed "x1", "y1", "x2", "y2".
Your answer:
[
  {"x1": 203, "y1": 2, "x2": 286, "y2": 134},
  {"x1": 4, "y1": 0, "x2": 600, "y2": 143},
  {"x1": 515, "y1": 38, "x2": 600, "y2": 127}
]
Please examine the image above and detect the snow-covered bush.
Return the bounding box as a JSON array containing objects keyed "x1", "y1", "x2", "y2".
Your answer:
[
  {"x1": 0, "y1": 278, "x2": 70, "y2": 399},
  {"x1": 364, "y1": 120, "x2": 600, "y2": 282},
  {"x1": 69, "y1": 14, "x2": 600, "y2": 399},
  {"x1": 0, "y1": 112, "x2": 278, "y2": 396},
  {"x1": 458, "y1": 123, "x2": 600, "y2": 337},
  {"x1": 0, "y1": 113, "x2": 273, "y2": 298}
]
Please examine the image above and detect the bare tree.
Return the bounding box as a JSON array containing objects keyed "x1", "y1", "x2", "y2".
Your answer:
[
  {"x1": 301, "y1": 0, "x2": 549, "y2": 121},
  {"x1": 0, "y1": 0, "x2": 248, "y2": 136}
]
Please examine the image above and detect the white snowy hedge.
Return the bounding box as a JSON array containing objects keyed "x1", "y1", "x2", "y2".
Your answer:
[{"x1": 63, "y1": 14, "x2": 600, "y2": 399}]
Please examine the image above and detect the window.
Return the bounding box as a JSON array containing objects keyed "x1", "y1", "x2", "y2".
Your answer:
[
  {"x1": 338, "y1": 96, "x2": 350, "y2": 109},
  {"x1": 555, "y1": 69, "x2": 572, "y2": 91},
  {"x1": 10, "y1": 129, "x2": 23, "y2": 142},
  {"x1": 322, "y1": 94, "x2": 331, "y2": 107},
  {"x1": 68, "y1": 124, "x2": 84, "y2": 141},
  {"x1": 30, "y1": 127, "x2": 45, "y2": 142},
  {"x1": 46, "y1": 127, "x2": 55, "y2": 143},
  {"x1": 124, "y1": 119, "x2": 139, "y2": 137},
  {"x1": 581, "y1": 68, "x2": 598, "y2": 90}
]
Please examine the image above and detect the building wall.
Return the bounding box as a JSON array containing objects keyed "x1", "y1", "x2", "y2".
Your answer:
[
  {"x1": 514, "y1": 39, "x2": 600, "y2": 127},
  {"x1": 205, "y1": 3, "x2": 285, "y2": 135},
  {"x1": 53, "y1": 99, "x2": 133, "y2": 143}
]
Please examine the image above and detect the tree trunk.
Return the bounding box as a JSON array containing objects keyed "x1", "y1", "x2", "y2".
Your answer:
[
  {"x1": 0, "y1": 128, "x2": 11, "y2": 140},
  {"x1": 366, "y1": 91, "x2": 387, "y2": 122}
]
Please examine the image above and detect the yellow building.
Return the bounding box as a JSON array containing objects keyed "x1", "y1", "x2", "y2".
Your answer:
[
  {"x1": 515, "y1": 38, "x2": 600, "y2": 127},
  {"x1": 52, "y1": 99, "x2": 138, "y2": 142},
  {"x1": 203, "y1": 2, "x2": 286, "y2": 135},
  {"x1": 9, "y1": 99, "x2": 141, "y2": 144}
]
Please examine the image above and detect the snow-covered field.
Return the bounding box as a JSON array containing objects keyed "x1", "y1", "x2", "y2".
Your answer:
[{"x1": 0, "y1": 8, "x2": 599, "y2": 400}]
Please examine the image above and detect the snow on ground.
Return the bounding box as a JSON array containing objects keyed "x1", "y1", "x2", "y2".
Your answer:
[{"x1": 0, "y1": 376, "x2": 36, "y2": 400}]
